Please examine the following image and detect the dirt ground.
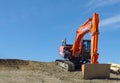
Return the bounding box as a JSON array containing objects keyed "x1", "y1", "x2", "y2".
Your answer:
[{"x1": 0, "y1": 59, "x2": 120, "y2": 83}]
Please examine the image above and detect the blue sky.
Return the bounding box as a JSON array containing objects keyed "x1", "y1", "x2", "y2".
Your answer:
[{"x1": 0, "y1": 0, "x2": 120, "y2": 63}]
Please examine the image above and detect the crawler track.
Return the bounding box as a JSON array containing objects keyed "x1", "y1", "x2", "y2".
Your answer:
[{"x1": 55, "y1": 59, "x2": 75, "y2": 71}]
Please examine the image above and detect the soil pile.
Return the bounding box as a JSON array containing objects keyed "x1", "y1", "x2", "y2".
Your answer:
[{"x1": 0, "y1": 59, "x2": 120, "y2": 83}]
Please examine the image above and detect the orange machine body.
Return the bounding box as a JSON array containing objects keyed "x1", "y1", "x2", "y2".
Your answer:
[{"x1": 59, "y1": 13, "x2": 99, "y2": 64}]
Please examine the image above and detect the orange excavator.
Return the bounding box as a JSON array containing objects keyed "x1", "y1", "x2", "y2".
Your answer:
[{"x1": 56, "y1": 13, "x2": 99, "y2": 71}]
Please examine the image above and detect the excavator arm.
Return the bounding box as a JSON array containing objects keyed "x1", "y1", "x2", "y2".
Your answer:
[{"x1": 71, "y1": 13, "x2": 99, "y2": 64}]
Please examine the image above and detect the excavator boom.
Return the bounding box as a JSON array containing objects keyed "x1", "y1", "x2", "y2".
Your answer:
[{"x1": 71, "y1": 13, "x2": 99, "y2": 64}]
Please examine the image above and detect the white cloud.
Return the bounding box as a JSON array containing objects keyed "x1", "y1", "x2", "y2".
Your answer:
[
  {"x1": 86, "y1": 0, "x2": 120, "y2": 11},
  {"x1": 86, "y1": 0, "x2": 120, "y2": 31},
  {"x1": 100, "y1": 15, "x2": 120, "y2": 30}
]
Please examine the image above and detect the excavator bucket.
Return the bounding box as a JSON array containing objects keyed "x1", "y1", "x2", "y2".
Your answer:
[{"x1": 82, "y1": 64, "x2": 110, "y2": 79}]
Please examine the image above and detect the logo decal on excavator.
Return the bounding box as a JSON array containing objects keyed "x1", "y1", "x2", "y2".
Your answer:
[{"x1": 82, "y1": 27, "x2": 88, "y2": 32}]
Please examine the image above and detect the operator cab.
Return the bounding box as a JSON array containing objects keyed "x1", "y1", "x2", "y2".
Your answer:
[{"x1": 81, "y1": 40, "x2": 91, "y2": 62}]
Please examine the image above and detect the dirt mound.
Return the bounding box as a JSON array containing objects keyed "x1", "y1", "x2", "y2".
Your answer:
[
  {"x1": 0, "y1": 59, "x2": 29, "y2": 65},
  {"x1": 0, "y1": 59, "x2": 120, "y2": 83}
]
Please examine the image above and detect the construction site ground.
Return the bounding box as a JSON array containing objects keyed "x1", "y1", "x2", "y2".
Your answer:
[{"x1": 0, "y1": 59, "x2": 120, "y2": 83}]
